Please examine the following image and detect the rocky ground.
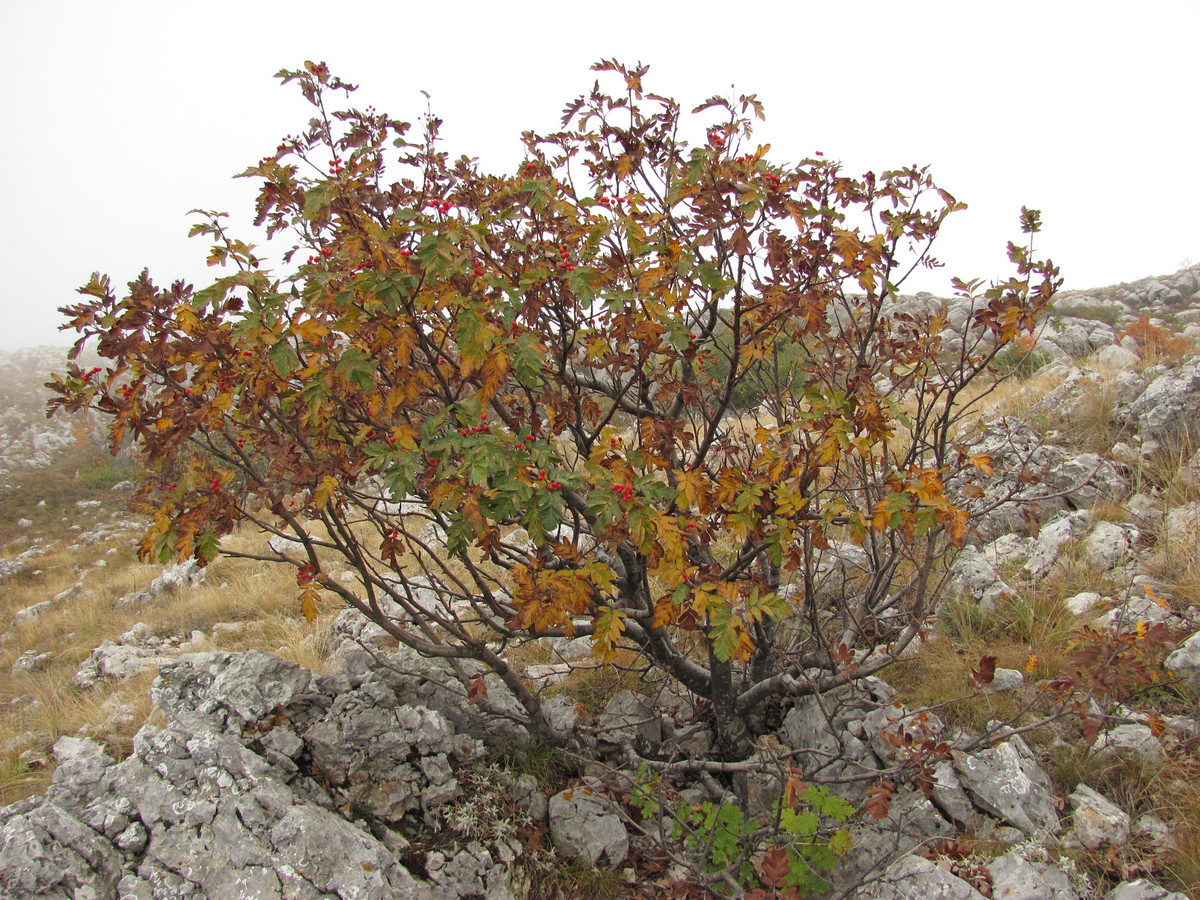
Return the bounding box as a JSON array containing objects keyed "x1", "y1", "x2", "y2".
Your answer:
[{"x1": 2, "y1": 267, "x2": 1200, "y2": 898}]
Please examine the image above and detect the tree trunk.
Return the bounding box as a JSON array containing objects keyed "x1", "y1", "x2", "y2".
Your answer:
[{"x1": 709, "y1": 651, "x2": 751, "y2": 760}]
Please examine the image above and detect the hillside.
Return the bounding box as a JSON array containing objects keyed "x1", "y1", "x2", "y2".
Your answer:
[{"x1": 2, "y1": 264, "x2": 1200, "y2": 899}]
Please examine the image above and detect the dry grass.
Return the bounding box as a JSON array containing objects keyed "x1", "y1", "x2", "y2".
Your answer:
[
  {"x1": 1046, "y1": 742, "x2": 1200, "y2": 898},
  {"x1": 889, "y1": 584, "x2": 1077, "y2": 736},
  {"x1": 0, "y1": 513, "x2": 338, "y2": 804}
]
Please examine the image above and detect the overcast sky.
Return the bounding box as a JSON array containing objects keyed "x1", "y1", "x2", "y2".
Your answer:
[{"x1": 2, "y1": 0, "x2": 1196, "y2": 352}]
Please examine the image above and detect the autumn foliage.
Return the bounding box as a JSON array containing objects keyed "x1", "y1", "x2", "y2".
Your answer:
[{"x1": 51, "y1": 60, "x2": 1060, "y2": 764}]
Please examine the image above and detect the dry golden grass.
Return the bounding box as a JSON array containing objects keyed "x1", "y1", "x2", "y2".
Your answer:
[{"x1": 0, "y1": 515, "x2": 338, "y2": 804}]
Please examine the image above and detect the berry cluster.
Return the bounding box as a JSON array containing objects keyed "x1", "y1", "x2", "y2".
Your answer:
[
  {"x1": 536, "y1": 470, "x2": 563, "y2": 491},
  {"x1": 458, "y1": 425, "x2": 489, "y2": 437},
  {"x1": 328, "y1": 158, "x2": 345, "y2": 177},
  {"x1": 611, "y1": 483, "x2": 634, "y2": 501},
  {"x1": 596, "y1": 195, "x2": 625, "y2": 208},
  {"x1": 427, "y1": 199, "x2": 453, "y2": 214},
  {"x1": 706, "y1": 129, "x2": 725, "y2": 148},
  {"x1": 553, "y1": 244, "x2": 575, "y2": 272}
]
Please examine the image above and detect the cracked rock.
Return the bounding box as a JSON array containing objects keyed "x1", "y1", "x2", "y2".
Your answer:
[{"x1": 548, "y1": 782, "x2": 628, "y2": 867}]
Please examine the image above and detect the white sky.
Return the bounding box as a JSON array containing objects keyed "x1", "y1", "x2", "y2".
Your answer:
[{"x1": 2, "y1": 0, "x2": 1196, "y2": 352}]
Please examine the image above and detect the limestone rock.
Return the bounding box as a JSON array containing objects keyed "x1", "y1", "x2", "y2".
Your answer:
[
  {"x1": 952, "y1": 739, "x2": 1058, "y2": 836},
  {"x1": 548, "y1": 782, "x2": 628, "y2": 867},
  {"x1": 1092, "y1": 344, "x2": 1140, "y2": 372},
  {"x1": 1092, "y1": 724, "x2": 1165, "y2": 765},
  {"x1": 987, "y1": 850, "x2": 1079, "y2": 900},
  {"x1": 0, "y1": 650, "x2": 476, "y2": 898},
  {"x1": 597, "y1": 691, "x2": 661, "y2": 749},
  {"x1": 985, "y1": 668, "x2": 1025, "y2": 693},
  {"x1": 1128, "y1": 358, "x2": 1200, "y2": 448},
  {"x1": 1024, "y1": 511, "x2": 1091, "y2": 581},
  {"x1": 947, "y1": 547, "x2": 1015, "y2": 611},
  {"x1": 0, "y1": 801, "x2": 124, "y2": 899},
  {"x1": 10, "y1": 650, "x2": 52, "y2": 675},
  {"x1": 862, "y1": 854, "x2": 987, "y2": 900},
  {"x1": 1165, "y1": 630, "x2": 1200, "y2": 690},
  {"x1": 1048, "y1": 454, "x2": 1128, "y2": 508},
  {"x1": 1065, "y1": 591, "x2": 1105, "y2": 616},
  {"x1": 1082, "y1": 521, "x2": 1136, "y2": 570},
  {"x1": 1069, "y1": 784, "x2": 1130, "y2": 850},
  {"x1": 1107, "y1": 879, "x2": 1190, "y2": 900}
]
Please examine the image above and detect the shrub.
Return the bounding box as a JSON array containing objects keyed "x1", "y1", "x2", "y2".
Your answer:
[
  {"x1": 989, "y1": 332, "x2": 1053, "y2": 380},
  {"x1": 1120, "y1": 313, "x2": 1192, "y2": 365},
  {"x1": 51, "y1": 60, "x2": 1058, "y2": 786}
]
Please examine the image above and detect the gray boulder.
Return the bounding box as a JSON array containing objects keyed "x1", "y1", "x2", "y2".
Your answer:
[
  {"x1": 1092, "y1": 344, "x2": 1140, "y2": 372},
  {"x1": 1127, "y1": 358, "x2": 1200, "y2": 449},
  {"x1": 1069, "y1": 784, "x2": 1130, "y2": 850},
  {"x1": 1082, "y1": 521, "x2": 1137, "y2": 570},
  {"x1": 597, "y1": 690, "x2": 661, "y2": 749},
  {"x1": 0, "y1": 801, "x2": 124, "y2": 899},
  {"x1": 10, "y1": 650, "x2": 52, "y2": 675},
  {"x1": 952, "y1": 738, "x2": 1059, "y2": 836},
  {"x1": 1165, "y1": 630, "x2": 1200, "y2": 690},
  {"x1": 0, "y1": 650, "x2": 482, "y2": 899},
  {"x1": 548, "y1": 782, "x2": 628, "y2": 867},
  {"x1": 946, "y1": 547, "x2": 1015, "y2": 612},
  {"x1": 987, "y1": 850, "x2": 1080, "y2": 900},
  {"x1": 861, "y1": 854, "x2": 987, "y2": 900},
  {"x1": 1024, "y1": 511, "x2": 1091, "y2": 581},
  {"x1": 1092, "y1": 724, "x2": 1165, "y2": 765},
  {"x1": 1047, "y1": 454, "x2": 1128, "y2": 508},
  {"x1": 1107, "y1": 879, "x2": 1190, "y2": 900},
  {"x1": 1047, "y1": 323, "x2": 1093, "y2": 359}
]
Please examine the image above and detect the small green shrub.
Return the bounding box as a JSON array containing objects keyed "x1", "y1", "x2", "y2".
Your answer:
[
  {"x1": 631, "y1": 767, "x2": 854, "y2": 897},
  {"x1": 991, "y1": 342, "x2": 1053, "y2": 380}
]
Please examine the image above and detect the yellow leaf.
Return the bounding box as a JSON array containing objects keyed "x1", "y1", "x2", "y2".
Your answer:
[
  {"x1": 300, "y1": 586, "x2": 320, "y2": 623},
  {"x1": 313, "y1": 475, "x2": 338, "y2": 511},
  {"x1": 969, "y1": 453, "x2": 994, "y2": 476},
  {"x1": 676, "y1": 468, "x2": 711, "y2": 512},
  {"x1": 1024, "y1": 653, "x2": 1039, "y2": 674},
  {"x1": 156, "y1": 417, "x2": 173, "y2": 431}
]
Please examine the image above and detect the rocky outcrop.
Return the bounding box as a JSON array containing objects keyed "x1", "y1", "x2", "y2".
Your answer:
[{"x1": 1, "y1": 650, "x2": 485, "y2": 899}]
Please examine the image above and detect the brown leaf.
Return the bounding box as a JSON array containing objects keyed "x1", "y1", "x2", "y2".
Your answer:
[
  {"x1": 730, "y1": 227, "x2": 752, "y2": 256},
  {"x1": 759, "y1": 846, "x2": 791, "y2": 889},
  {"x1": 968, "y1": 655, "x2": 997, "y2": 688},
  {"x1": 466, "y1": 672, "x2": 488, "y2": 705},
  {"x1": 863, "y1": 780, "x2": 894, "y2": 820}
]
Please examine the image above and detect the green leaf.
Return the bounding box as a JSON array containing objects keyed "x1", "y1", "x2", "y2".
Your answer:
[
  {"x1": 268, "y1": 340, "x2": 300, "y2": 377},
  {"x1": 196, "y1": 527, "x2": 220, "y2": 564},
  {"x1": 780, "y1": 807, "x2": 819, "y2": 836},
  {"x1": 335, "y1": 348, "x2": 376, "y2": 390}
]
